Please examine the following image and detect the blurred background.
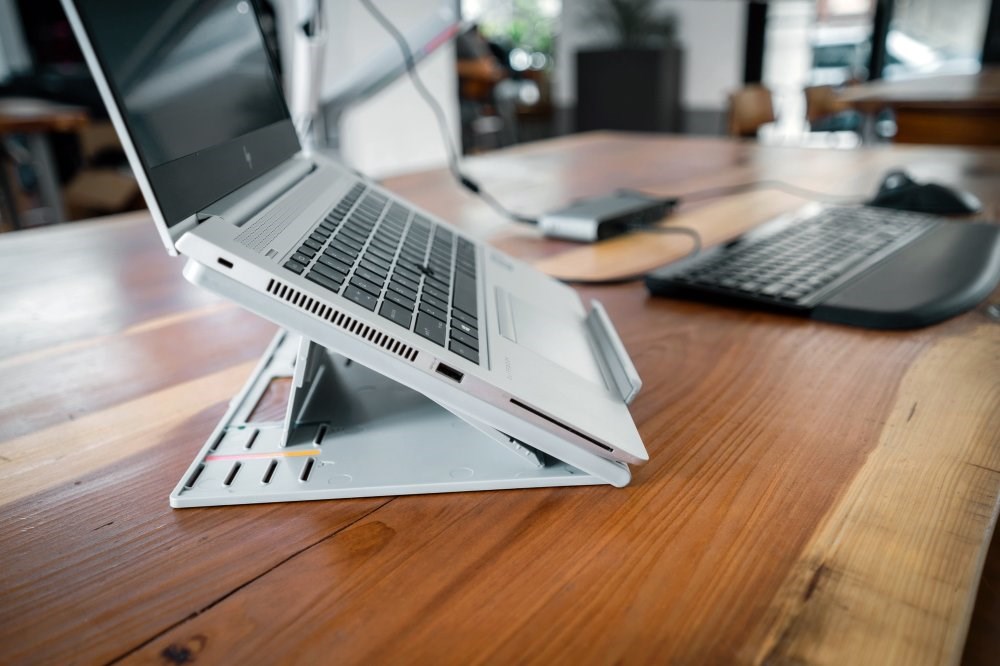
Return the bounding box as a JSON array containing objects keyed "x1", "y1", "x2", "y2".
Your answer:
[{"x1": 0, "y1": 0, "x2": 996, "y2": 233}]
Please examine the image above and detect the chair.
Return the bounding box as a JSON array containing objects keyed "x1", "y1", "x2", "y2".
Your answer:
[
  {"x1": 727, "y1": 85, "x2": 776, "y2": 138},
  {"x1": 804, "y1": 85, "x2": 861, "y2": 134}
]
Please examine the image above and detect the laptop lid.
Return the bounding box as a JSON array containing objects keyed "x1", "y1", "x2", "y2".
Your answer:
[{"x1": 62, "y1": 0, "x2": 300, "y2": 254}]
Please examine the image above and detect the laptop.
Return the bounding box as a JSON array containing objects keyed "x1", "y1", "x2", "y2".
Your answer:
[{"x1": 62, "y1": 0, "x2": 648, "y2": 471}]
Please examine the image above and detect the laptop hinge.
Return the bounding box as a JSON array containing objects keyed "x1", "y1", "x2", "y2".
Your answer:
[
  {"x1": 199, "y1": 155, "x2": 315, "y2": 227},
  {"x1": 585, "y1": 300, "x2": 643, "y2": 404}
]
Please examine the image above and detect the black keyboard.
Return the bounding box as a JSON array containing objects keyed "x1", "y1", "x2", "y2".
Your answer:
[
  {"x1": 647, "y1": 206, "x2": 938, "y2": 309},
  {"x1": 282, "y1": 185, "x2": 481, "y2": 365}
]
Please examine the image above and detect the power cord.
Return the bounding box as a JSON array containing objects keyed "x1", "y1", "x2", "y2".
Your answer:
[{"x1": 358, "y1": 0, "x2": 537, "y2": 225}]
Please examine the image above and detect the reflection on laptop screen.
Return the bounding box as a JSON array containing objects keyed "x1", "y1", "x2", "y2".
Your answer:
[{"x1": 74, "y1": 0, "x2": 298, "y2": 226}]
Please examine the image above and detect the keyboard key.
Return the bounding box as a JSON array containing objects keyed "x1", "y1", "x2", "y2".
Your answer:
[
  {"x1": 451, "y1": 307, "x2": 477, "y2": 331},
  {"x1": 452, "y1": 316, "x2": 476, "y2": 336},
  {"x1": 450, "y1": 327, "x2": 478, "y2": 351},
  {"x1": 312, "y1": 262, "x2": 345, "y2": 285},
  {"x1": 350, "y1": 275, "x2": 383, "y2": 298},
  {"x1": 324, "y1": 247, "x2": 355, "y2": 266},
  {"x1": 306, "y1": 270, "x2": 342, "y2": 293},
  {"x1": 379, "y1": 301, "x2": 412, "y2": 329},
  {"x1": 316, "y1": 254, "x2": 351, "y2": 275},
  {"x1": 343, "y1": 285, "x2": 378, "y2": 311},
  {"x1": 414, "y1": 312, "x2": 446, "y2": 346},
  {"x1": 418, "y1": 301, "x2": 447, "y2": 322},
  {"x1": 452, "y1": 270, "x2": 477, "y2": 318},
  {"x1": 394, "y1": 264, "x2": 422, "y2": 283},
  {"x1": 362, "y1": 253, "x2": 391, "y2": 272},
  {"x1": 387, "y1": 280, "x2": 418, "y2": 301},
  {"x1": 449, "y1": 339, "x2": 479, "y2": 365},
  {"x1": 303, "y1": 238, "x2": 322, "y2": 252},
  {"x1": 334, "y1": 234, "x2": 364, "y2": 253},
  {"x1": 423, "y1": 283, "x2": 448, "y2": 303},
  {"x1": 367, "y1": 245, "x2": 395, "y2": 264},
  {"x1": 284, "y1": 260, "x2": 306, "y2": 275},
  {"x1": 421, "y1": 292, "x2": 448, "y2": 312},
  {"x1": 384, "y1": 289, "x2": 415, "y2": 311},
  {"x1": 355, "y1": 265, "x2": 387, "y2": 285},
  {"x1": 291, "y1": 252, "x2": 312, "y2": 265},
  {"x1": 391, "y1": 273, "x2": 420, "y2": 292}
]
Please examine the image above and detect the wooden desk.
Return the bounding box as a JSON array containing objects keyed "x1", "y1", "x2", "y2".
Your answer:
[
  {"x1": 837, "y1": 68, "x2": 1000, "y2": 145},
  {"x1": 1, "y1": 133, "x2": 998, "y2": 665}
]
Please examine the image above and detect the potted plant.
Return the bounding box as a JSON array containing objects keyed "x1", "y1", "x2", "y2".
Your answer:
[{"x1": 575, "y1": 0, "x2": 684, "y2": 133}]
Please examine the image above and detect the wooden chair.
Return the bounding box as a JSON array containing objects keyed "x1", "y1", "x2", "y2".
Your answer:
[
  {"x1": 804, "y1": 85, "x2": 861, "y2": 134},
  {"x1": 727, "y1": 85, "x2": 775, "y2": 138}
]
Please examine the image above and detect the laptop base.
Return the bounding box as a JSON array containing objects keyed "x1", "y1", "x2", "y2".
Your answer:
[{"x1": 169, "y1": 330, "x2": 614, "y2": 508}]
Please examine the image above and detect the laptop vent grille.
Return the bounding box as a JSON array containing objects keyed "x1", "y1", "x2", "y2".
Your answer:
[{"x1": 265, "y1": 278, "x2": 419, "y2": 362}]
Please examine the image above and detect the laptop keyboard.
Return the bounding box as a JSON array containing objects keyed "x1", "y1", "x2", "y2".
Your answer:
[
  {"x1": 650, "y1": 206, "x2": 937, "y2": 306},
  {"x1": 282, "y1": 184, "x2": 481, "y2": 365}
]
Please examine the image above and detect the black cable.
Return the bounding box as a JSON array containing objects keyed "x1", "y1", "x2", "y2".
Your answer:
[{"x1": 358, "y1": 0, "x2": 537, "y2": 225}]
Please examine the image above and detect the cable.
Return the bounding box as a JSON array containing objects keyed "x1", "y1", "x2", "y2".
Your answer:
[{"x1": 358, "y1": 0, "x2": 537, "y2": 225}]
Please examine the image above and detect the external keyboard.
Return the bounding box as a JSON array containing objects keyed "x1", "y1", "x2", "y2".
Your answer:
[
  {"x1": 647, "y1": 206, "x2": 938, "y2": 309},
  {"x1": 282, "y1": 184, "x2": 481, "y2": 365}
]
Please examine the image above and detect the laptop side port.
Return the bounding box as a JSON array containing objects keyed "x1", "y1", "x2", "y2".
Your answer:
[
  {"x1": 217, "y1": 257, "x2": 234, "y2": 269},
  {"x1": 435, "y1": 363, "x2": 464, "y2": 383}
]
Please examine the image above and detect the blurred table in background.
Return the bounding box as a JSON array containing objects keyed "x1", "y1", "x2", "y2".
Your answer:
[{"x1": 838, "y1": 67, "x2": 1000, "y2": 145}]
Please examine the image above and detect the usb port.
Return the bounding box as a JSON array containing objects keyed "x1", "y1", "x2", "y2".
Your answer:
[
  {"x1": 217, "y1": 257, "x2": 234, "y2": 269},
  {"x1": 435, "y1": 363, "x2": 463, "y2": 383}
]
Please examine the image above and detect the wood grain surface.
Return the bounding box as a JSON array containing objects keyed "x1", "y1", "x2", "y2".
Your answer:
[{"x1": 1, "y1": 133, "x2": 998, "y2": 665}]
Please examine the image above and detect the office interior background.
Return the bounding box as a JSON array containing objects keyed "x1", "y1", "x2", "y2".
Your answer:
[{"x1": 0, "y1": 0, "x2": 996, "y2": 232}]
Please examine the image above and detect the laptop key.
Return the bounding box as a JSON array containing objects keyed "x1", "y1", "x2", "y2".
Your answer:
[
  {"x1": 362, "y1": 253, "x2": 391, "y2": 272},
  {"x1": 387, "y1": 280, "x2": 418, "y2": 301},
  {"x1": 453, "y1": 270, "x2": 477, "y2": 318},
  {"x1": 306, "y1": 270, "x2": 342, "y2": 294},
  {"x1": 379, "y1": 301, "x2": 412, "y2": 329},
  {"x1": 284, "y1": 260, "x2": 306, "y2": 275},
  {"x1": 350, "y1": 275, "x2": 383, "y2": 298},
  {"x1": 323, "y1": 245, "x2": 355, "y2": 264},
  {"x1": 420, "y1": 292, "x2": 448, "y2": 312},
  {"x1": 422, "y1": 283, "x2": 448, "y2": 303},
  {"x1": 343, "y1": 285, "x2": 378, "y2": 311},
  {"x1": 449, "y1": 339, "x2": 479, "y2": 365},
  {"x1": 312, "y1": 262, "x2": 345, "y2": 285},
  {"x1": 451, "y1": 307, "x2": 477, "y2": 330},
  {"x1": 316, "y1": 254, "x2": 351, "y2": 275},
  {"x1": 418, "y1": 301, "x2": 447, "y2": 322},
  {"x1": 452, "y1": 316, "x2": 476, "y2": 336},
  {"x1": 414, "y1": 312, "x2": 446, "y2": 346},
  {"x1": 450, "y1": 327, "x2": 478, "y2": 351},
  {"x1": 391, "y1": 273, "x2": 420, "y2": 292},
  {"x1": 335, "y1": 234, "x2": 364, "y2": 253},
  {"x1": 384, "y1": 289, "x2": 415, "y2": 311},
  {"x1": 354, "y1": 265, "x2": 386, "y2": 285}
]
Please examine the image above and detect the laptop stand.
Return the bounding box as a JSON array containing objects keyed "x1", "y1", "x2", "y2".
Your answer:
[{"x1": 170, "y1": 328, "x2": 635, "y2": 508}]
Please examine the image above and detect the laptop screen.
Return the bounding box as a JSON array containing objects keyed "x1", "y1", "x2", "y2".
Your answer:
[{"x1": 74, "y1": 0, "x2": 299, "y2": 227}]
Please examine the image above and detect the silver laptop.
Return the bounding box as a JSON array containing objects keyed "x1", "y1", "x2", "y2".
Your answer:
[{"x1": 62, "y1": 0, "x2": 648, "y2": 470}]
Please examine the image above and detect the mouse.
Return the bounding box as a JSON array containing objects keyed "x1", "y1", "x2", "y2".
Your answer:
[{"x1": 868, "y1": 170, "x2": 982, "y2": 215}]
